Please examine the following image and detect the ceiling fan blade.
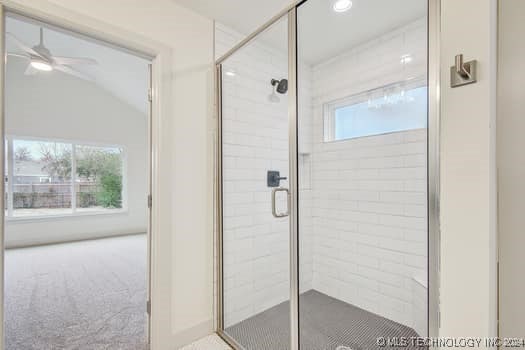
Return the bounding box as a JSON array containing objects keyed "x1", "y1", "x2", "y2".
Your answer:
[
  {"x1": 24, "y1": 64, "x2": 39, "y2": 76},
  {"x1": 54, "y1": 64, "x2": 94, "y2": 81},
  {"x1": 7, "y1": 52, "x2": 30, "y2": 60},
  {"x1": 53, "y1": 56, "x2": 98, "y2": 65},
  {"x1": 6, "y1": 32, "x2": 45, "y2": 59}
]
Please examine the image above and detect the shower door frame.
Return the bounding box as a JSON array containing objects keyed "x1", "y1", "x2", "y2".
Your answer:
[{"x1": 215, "y1": 0, "x2": 441, "y2": 348}]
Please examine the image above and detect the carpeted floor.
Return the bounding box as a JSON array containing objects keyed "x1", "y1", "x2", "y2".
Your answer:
[
  {"x1": 226, "y1": 290, "x2": 420, "y2": 350},
  {"x1": 5, "y1": 234, "x2": 148, "y2": 350}
]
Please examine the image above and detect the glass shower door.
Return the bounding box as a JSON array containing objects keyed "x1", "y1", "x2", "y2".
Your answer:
[
  {"x1": 296, "y1": 0, "x2": 429, "y2": 349},
  {"x1": 218, "y1": 14, "x2": 293, "y2": 350},
  {"x1": 216, "y1": 1, "x2": 435, "y2": 348}
]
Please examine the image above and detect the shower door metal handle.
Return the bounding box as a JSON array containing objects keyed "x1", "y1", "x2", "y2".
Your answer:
[{"x1": 271, "y1": 187, "x2": 290, "y2": 218}]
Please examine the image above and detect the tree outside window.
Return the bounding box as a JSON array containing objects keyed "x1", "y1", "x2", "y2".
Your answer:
[{"x1": 6, "y1": 138, "x2": 124, "y2": 217}]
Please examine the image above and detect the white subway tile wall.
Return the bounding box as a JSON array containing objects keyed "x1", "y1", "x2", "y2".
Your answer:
[
  {"x1": 305, "y1": 18, "x2": 428, "y2": 331},
  {"x1": 307, "y1": 129, "x2": 427, "y2": 328},
  {"x1": 216, "y1": 16, "x2": 427, "y2": 334}
]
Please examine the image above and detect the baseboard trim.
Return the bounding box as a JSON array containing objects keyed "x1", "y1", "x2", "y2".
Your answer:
[
  {"x1": 5, "y1": 231, "x2": 147, "y2": 249},
  {"x1": 170, "y1": 319, "x2": 214, "y2": 349}
]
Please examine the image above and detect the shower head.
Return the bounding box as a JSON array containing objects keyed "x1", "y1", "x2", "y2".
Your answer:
[
  {"x1": 268, "y1": 78, "x2": 287, "y2": 103},
  {"x1": 271, "y1": 78, "x2": 288, "y2": 94}
]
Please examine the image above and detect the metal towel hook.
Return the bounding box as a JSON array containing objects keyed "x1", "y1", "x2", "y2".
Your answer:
[
  {"x1": 455, "y1": 54, "x2": 472, "y2": 79},
  {"x1": 451, "y1": 54, "x2": 477, "y2": 88}
]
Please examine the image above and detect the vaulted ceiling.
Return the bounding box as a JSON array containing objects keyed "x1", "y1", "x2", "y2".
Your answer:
[{"x1": 6, "y1": 15, "x2": 150, "y2": 114}]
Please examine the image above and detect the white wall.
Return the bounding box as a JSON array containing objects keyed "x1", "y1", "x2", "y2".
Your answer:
[
  {"x1": 5, "y1": 58, "x2": 148, "y2": 248},
  {"x1": 439, "y1": 0, "x2": 498, "y2": 341},
  {"x1": 0, "y1": 0, "x2": 215, "y2": 349},
  {"x1": 497, "y1": 0, "x2": 525, "y2": 339}
]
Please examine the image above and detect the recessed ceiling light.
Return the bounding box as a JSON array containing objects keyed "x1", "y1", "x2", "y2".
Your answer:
[
  {"x1": 333, "y1": 0, "x2": 353, "y2": 13},
  {"x1": 400, "y1": 54, "x2": 413, "y2": 64}
]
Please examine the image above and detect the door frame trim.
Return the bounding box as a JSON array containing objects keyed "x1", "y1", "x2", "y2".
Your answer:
[{"x1": 0, "y1": 1, "x2": 171, "y2": 348}]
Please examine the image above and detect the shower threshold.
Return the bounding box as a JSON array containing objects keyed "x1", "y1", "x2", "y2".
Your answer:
[{"x1": 225, "y1": 290, "x2": 420, "y2": 350}]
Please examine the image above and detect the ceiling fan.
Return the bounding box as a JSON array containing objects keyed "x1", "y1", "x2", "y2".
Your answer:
[{"x1": 6, "y1": 27, "x2": 98, "y2": 81}]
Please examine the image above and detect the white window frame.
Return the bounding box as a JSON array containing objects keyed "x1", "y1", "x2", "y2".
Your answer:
[
  {"x1": 5, "y1": 135, "x2": 127, "y2": 221},
  {"x1": 323, "y1": 78, "x2": 428, "y2": 142}
]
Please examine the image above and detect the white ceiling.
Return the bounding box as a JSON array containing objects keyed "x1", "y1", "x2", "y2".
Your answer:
[
  {"x1": 297, "y1": 0, "x2": 426, "y2": 64},
  {"x1": 174, "y1": 0, "x2": 426, "y2": 65},
  {"x1": 6, "y1": 15, "x2": 150, "y2": 114},
  {"x1": 173, "y1": 0, "x2": 291, "y2": 39}
]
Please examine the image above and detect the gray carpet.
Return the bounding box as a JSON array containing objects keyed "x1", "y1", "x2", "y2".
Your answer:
[
  {"x1": 226, "y1": 290, "x2": 420, "y2": 350},
  {"x1": 5, "y1": 234, "x2": 148, "y2": 350}
]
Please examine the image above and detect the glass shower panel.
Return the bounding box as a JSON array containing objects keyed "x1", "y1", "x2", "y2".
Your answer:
[
  {"x1": 297, "y1": 0, "x2": 429, "y2": 348},
  {"x1": 220, "y1": 15, "x2": 291, "y2": 349}
]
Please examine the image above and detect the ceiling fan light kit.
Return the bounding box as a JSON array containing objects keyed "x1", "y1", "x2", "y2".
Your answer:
[
  {"x1": 30, "y1": 57, "x2": 53, "y2": 71},
  {"x1": 6, "y1": 27, "x2": 98, "y2": 80}
]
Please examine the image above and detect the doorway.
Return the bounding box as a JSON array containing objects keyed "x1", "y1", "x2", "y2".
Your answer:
[{"x1": 3, "y1": 11, "x2": 153, "y2": 349}]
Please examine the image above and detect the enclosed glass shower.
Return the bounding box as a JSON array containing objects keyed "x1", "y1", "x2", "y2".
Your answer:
[{"x1": 216, "y1": 0, "x2": 439, "y2": 349}]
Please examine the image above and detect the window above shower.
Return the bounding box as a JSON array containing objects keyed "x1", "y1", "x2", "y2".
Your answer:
[{"x1": 323, "y1": 84, "x2": 428, "y2": 142}]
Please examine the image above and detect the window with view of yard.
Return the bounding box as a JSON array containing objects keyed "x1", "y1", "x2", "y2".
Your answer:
[{"x1": 5, "y1": 137, "x2": 124, "y2": 218}]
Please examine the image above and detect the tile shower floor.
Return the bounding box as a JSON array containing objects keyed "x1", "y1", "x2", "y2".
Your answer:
[{"x1": 225, "y1": 290, "x2": 420, "y2": 350}]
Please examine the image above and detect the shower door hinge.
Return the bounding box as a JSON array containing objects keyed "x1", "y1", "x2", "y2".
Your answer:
[
  {"x1": 148, "y1": 88, "x2": 153, "y2": 102},
  {"x1": 148, "y1": 194, "x2": 152, "y2": 209},
  {"x1": 146, "y1": 300, "x2": 151, "y2": 315}
]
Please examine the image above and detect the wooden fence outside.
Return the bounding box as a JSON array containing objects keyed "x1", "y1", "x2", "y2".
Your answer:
[{"x1": 9, "y1": 182, "x2": 100, "y2": 209}]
